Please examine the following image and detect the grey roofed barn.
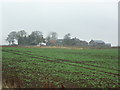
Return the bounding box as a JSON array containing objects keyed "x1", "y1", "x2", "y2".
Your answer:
[
  {"x1": 89, "y1": 40, "x2": 111, "y2": 48},
  {"x1": 91, "y1": 40, "x2": 105, "y2": 43},
  {"x1": 89, "y1": 40, "x2": 105, "y2": 45}
]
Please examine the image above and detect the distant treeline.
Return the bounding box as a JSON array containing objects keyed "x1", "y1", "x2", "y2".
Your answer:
[{"x1": 6, "y1": 30, "x2": 111, "y2": 48}]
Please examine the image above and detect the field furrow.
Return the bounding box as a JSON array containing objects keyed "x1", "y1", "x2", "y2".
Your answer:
[{"x1": 2, "y1": 47, "x2": 119, "y2": 88}]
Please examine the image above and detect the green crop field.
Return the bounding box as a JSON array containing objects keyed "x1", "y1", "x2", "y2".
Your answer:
[{"x1": 2, "y1": 46, "x2": 120, "y2": 88}]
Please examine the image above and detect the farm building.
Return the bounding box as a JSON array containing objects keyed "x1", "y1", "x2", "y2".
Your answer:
[
  {"x1": 79, "y1": 40, "x2": 88, "y2": 46},
  {"x1": 89, "y1": 40, "x2": 111, "y2": 48},
  {"x1": 56, "y1": 39, "x2": 88, "y2": 46},
  {"x1": 56, "y1": 39, "x2": 63, "y2": 46},
  {"x1": 105, "y1": 43, "x2": 111, "y2": 48},
  {"x1": 46, "y1": 40, "x2": 57, "y2": 46}
]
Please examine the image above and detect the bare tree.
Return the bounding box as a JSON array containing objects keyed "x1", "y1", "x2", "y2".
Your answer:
[
  {"x1": 29, "y1": 31, "x2": 44, "y2": 45},
  {"x1": 63, "y1": 33, "x2": 71, "y2": 46},
  {"x1": 6, "y1": 31, "x2": 17, "y2": 45},
  {"x1": 16, "y1": 30, "x2": 27, "y2": 45},
  {"x1": 46, "y1": 32, "x2": 58, "y2": 46},
  {"x1": 17, "y1": 30, "x2": 27, "y2": 38},
  {"x1": 46, "y1": 32, "x2": 58, "y2": 41}
]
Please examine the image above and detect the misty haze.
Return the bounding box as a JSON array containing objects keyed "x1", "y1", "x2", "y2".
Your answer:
[{"x1": 1, "y1": 0, "x2": 119, "y2": 89}]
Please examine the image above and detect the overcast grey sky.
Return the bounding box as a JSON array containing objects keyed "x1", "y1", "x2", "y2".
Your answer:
[{"x1": 0, "y1": 0, "x2": 118, "y2": 46}]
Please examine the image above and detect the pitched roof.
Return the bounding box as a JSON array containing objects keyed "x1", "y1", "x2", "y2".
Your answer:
[{"x1": 92, "y1": 40, "x2": 105, "y2": 43}]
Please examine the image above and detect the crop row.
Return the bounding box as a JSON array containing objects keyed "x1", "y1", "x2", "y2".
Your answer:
[
  {"x1": 1, "y1": 50, "x2": 119, "y2": 72},
  {"x1": 3, "y1": 58, "x2": 118, "y2": 84},
  {"x1": 2, "y1": 48, "x2": 119, "y2": 88},
  {"x1": 2, "y1": 49, "x2": 120, "y2": 77},
  {"x1": 3, "y1": 58, "x2": 119, "y2": 88}
]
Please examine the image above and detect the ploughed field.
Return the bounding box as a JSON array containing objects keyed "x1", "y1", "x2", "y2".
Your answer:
[{"x1": 2, "y1": 47, "x2": 119, "y2": 88}]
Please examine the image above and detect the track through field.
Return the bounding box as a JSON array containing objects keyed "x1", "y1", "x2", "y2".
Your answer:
[{"x1": 2, "y1": 47, "x2": 119, "y2": 88}]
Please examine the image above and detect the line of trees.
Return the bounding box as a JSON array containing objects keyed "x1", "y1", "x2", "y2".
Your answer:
[
  {"x1": 6, "y1": 30, "x2": 58, "y2": 46},
  {"x1": 6, "y1": 30, "x2": 88, "y2": 46},
  {"x1": 6, "y1": 30, "x2": 44, "y2": 45}
]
